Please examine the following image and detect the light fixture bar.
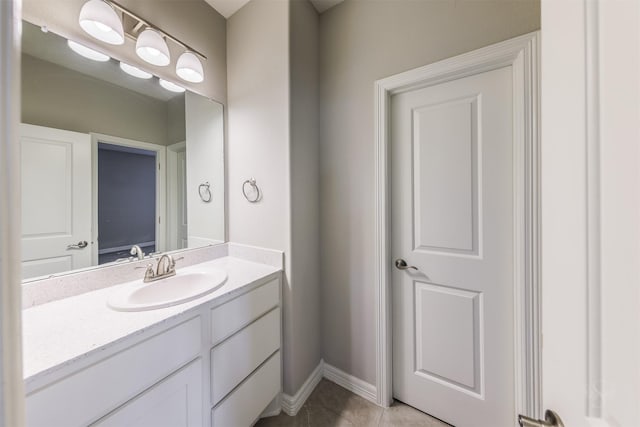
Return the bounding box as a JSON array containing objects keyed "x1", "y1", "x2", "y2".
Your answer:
[{"x1": 108, "y1": 0, "x2": 207, "y2": 60}]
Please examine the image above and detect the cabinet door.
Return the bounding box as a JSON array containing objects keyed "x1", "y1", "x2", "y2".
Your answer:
[{"x1": 93, "y1": 359, "x2": 202, "y2": 427}]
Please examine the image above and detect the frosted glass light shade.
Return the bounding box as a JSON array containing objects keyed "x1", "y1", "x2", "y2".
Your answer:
[
  {"x1": 159, "y1": 79, "x2": 185, "y2": 93},
  {"x1": 67, "y1": 40, "x2": 110, "y2": 62},
  {"x1": 136, "y1": 29, "x2": 170, "y2": 66},
  {"x1": 79, "y1": 0, "x2": 124, "y2": 45},
  {"x1": 176, "y1": 52, "x2": 204, "y2": 83},
  {"x1": 119, "y1": 62, "x2": 153, "y2": 79}
]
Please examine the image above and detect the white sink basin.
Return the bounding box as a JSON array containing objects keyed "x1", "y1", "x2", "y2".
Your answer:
[{"x1": 107, "y1": 269, "x2": 228, "y2": 312}]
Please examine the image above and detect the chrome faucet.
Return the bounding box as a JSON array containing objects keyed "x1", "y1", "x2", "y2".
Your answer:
[
  {"x1": 138, "y1": 254, "x2": 180, "y2": 283},
  {"x1": 155, "y1": 254, "x2": 176, "y2": 278},
  {"x1": 130, "y1": 245, "x2": 145, "y2": 261}
]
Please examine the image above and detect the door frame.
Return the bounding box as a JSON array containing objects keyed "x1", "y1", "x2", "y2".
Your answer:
[
  {"x1": 373, "y1": 31, "x2": 541, "y2": 420},
  {"x1": 0, "y1": 0, "x2": 25, "y2": 425},
  {"x1": 166, "y1": 140, "x2": 187, "y2": 251},
  {"x1": 90, "y1": 133, "x2": 167, "y2": 264}
]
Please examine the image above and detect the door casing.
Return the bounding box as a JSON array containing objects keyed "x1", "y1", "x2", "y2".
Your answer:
[{"x1": 373, "y1": 31, "x2": 541, "y2": 421}]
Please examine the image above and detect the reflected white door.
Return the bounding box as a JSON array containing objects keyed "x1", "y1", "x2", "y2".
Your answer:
[
  {"x1": 20, "y1": 124, "x2": 92, "y2": 279},
  {"x1": 391, "y1": 66, "x2": 514, "y2": 427}
]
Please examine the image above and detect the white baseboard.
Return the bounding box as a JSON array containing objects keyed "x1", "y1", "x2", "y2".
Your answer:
[
  {"x1": 271, "y1": 360, "x2": 379, "y2": 419},
  {"x1": 281, "y1": 360, "x2": 325, "y2": 416},
  {"x1": 323, "y1": 363, "x2": 377, "y2": 404}
]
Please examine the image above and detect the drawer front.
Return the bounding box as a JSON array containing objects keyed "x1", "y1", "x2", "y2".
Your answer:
[
  {"x1": 92, "y1": 359, "x2": 203, "y2": 427},
  {"x1": 210, "y1": 278, "x2": 279, "y2": 345},
  {"x1": 26, "y1": 317, "x2": 201, "y2": 427},
  {"x1": 212, "y1": 351, "x2": 281, "y2": 427},
  {"x1": 211, "y1": 308, "x2": 280, "y2": 406}
]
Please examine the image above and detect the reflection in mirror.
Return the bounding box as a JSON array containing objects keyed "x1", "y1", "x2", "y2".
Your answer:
[{"x1": 20, "y1": 20, "x2": 225, "y2": 281}]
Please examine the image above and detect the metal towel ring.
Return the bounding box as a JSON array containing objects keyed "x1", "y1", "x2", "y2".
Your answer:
[
  {"x1": 242, "y1": 178, "x2": 261, "y2": 203},
  {"x1": 198, "y1": 182, "x2": 212, "y2": 203}
]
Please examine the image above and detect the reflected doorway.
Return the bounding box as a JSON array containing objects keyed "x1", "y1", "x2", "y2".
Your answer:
[{"x1": 97, "y1": 143, "x2": 157, "y2": 264}]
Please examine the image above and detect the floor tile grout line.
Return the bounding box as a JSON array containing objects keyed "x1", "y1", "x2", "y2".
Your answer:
[{"x1": 376, "y1": 407, "x2": 385, "y2": 427}]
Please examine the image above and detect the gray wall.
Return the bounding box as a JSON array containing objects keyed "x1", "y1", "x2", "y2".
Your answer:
[
  {"x1": 227, "y1": 0, "x2": 322, "y2": 396},
  {"x1": 22, "y1": 54, "x2": 170, "y2": 145},
  {"x1": 289, "y1": 0, "x2": 322, "y2": 395},
  {"x1": 319, "y1": 0, "x2": 541, "y2": 385},
  {"x1": 167, "y1": 94, "x2": 186, "y2": 145},
  {"x1": 22, "y1": 0, "x2": 227, "y2": 103}
]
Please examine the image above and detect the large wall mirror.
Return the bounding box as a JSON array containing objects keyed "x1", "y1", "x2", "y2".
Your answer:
[{"x1": 20, "y1": 20, "x2": 225, "y2": 281}]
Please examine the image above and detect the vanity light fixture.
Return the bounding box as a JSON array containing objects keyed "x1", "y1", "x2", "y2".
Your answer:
[
  {"x1": 119, "y1": 62, "x2": 153, "y2": 79},
  {"x1": 136, "y1": 28, "x2": 171, "y2": 67},
  {"x1": 79, "y1": 0, "x2": 125, "y2": 45},
  {"x1": 76, "y1": 0, "x2": 207, "y2": 82},
  {"x1": 67, "y1": 40, "x2": 110, "y2": 62},
  {"x1": 176, "y1": 52, "x2": 204, "y2": 83},
  {"x1": 159, "y1": 79, "x2": 185, "y2": 93}
]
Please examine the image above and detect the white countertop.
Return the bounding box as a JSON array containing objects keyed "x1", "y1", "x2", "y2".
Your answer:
[{"x1": 22, "y1": 256, "x2": 280, "y2": 386}]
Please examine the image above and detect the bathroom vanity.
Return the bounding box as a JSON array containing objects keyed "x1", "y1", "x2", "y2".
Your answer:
[{"x1": 22, "y1": 248, "x2": 283, "y2": 427}]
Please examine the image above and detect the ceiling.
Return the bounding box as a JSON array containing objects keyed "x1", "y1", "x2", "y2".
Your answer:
[{"x1": 204, "y1": 0, "x2": 344, "y2": 19}]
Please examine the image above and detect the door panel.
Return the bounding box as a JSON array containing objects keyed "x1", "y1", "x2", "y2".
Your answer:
[
  {"x1": 392, "y1": 66, "x2": 513, "y2": 427},
  {"x1": 413, "y1": 96, "x2": 479, "y2": 255},
  {"x1": 20, "y1": 124, "x2": 92, "y2": 280}
]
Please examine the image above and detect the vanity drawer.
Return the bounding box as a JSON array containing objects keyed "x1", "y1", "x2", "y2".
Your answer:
[
  {"x1": 212, "y1": 351, "x2": 281, "y2": 427},
  {"x1": 210, "y1": 278, "x2": 279, "y2": 345},
  {"x1": 26, "y1": 317, "x2": 201, "y2": 427},
  {"x1": 210, "y1": 307, "x2": 280, "y2": 406}
]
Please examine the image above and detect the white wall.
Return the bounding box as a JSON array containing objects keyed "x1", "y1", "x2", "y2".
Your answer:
[
  {"x1": 227, "y1": 0, "x2": 294, "y2": 391},
  {"x1": 319, "y1": 0, "x2": 541, "y2": 385},
  {"x1": 227, "y1": 0, "x2": 321, "y2": 396},
  {"x1": 185, "y1": 92, "x2": 225, "y2": 246}
]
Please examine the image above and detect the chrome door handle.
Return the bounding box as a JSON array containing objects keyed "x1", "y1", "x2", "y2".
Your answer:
[
  {"x1": 519, "y1": 410, "x2": 564, "y2": 427},
  {"x1": 395, "y1": 259, "x2": 418, "y2": 271},
  {"x1": 67, "y1": 240, "x2": 88, "y2": 250}
]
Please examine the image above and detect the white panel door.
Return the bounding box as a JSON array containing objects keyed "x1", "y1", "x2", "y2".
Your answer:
[
  {"x1": 391, "y1": 66, "x2": 513, "y2": 427},
  {"x1": 540, "y1": 0, "x2": 640, "y2": 426},
  {"x1": 20, "y1": 124, "x2": 92, "y2": 279}
]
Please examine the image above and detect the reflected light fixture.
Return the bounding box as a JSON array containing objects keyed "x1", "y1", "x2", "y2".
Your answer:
[
  {"x1": 79, "y1": 0, "x2": 124, "y2": 45},
  {"x1": 136, "y1": 28, "x2": 170, "y2": 66},
  {"x1": 159, "y1": 79, "x2": 185, "y2": 93},
  {"x1": 176, "y1": 52, "x2": 204, "y2": 83},
  {"x1": 67, "y1": 40, "x2": 110, "y2": 62},
  {"x1": 119, "y1": 62, "x2": 153, "y2": 79}
]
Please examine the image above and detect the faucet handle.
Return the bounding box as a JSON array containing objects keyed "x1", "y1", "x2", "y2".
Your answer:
[{"x1": 135, "y1": 263, "x2": 156, "y2": 282}]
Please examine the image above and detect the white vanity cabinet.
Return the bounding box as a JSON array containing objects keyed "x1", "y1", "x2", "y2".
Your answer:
[
  {"x1": 25, "y1": 274, "x2": 282, "y2": 427},
  {"x1": 209, "y1": 278, "x2": 281, "y2": 426},
  {"x1": 93, "y1": 359, "x2": 203, "y2": 427}
]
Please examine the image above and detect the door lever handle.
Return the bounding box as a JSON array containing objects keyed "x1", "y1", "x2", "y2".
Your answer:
[
  {"x1": 519, "y1": 410, "x2": 564, "y2": 427},
  {"x1": 67, "y1": 240, "x2": 88, "y2": 250},
  {"x1": 395, "y1": 259, "x2": 418, "y2": 271}
]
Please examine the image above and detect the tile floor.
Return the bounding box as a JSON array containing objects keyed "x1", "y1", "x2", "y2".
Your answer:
[{"x1": 255, "y1": 379, "x2": 451, "y2": 427}]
